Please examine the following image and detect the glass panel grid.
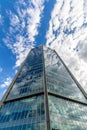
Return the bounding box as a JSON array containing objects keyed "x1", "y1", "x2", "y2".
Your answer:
[
  {"x1": 6, "y1": 46, "x2": 44, "y2": 100},
  {"x1": 49, "y1": 95, "x2": 87, "y2": 130},
  {"x1": 43, "y1": 46, "x2": 86, "y2": 102},
  {"x1": 1, "y1": 46, "x2": 87, "y2": 130},
  {"x1": 0, "y1": 95, "x2": 46, "y2": 130}
]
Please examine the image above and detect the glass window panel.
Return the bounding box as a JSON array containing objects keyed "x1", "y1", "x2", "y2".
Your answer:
[
  {"x1": 49, "y1": 95, "x2": 87, "y2": 130},
  {"x1": 43, "y1": 46, "x2": 86, "y2": 102}
]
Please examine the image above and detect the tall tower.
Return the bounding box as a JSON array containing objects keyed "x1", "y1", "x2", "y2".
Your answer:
[{"x1": 0, "y1": 46, "x2": 87, "y2": 130}]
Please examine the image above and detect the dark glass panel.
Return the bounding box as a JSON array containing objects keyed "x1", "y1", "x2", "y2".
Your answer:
[
  {"x1": 49, "y1": 95, "x2": 87, "y2": 130},
  {"x1": 43, "y1": 46, "x2": 86, "y2": 102}
]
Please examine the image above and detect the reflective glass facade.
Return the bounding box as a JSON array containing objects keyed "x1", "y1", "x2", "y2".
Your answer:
[
  {"x1": 44, "y1": 47, "x2": 86, "y2": 102},
  {"x1": 0, "y1": 96, "x2": 45, "y2": 130},
  {"x1": 7, "y1": 46, "x2": 44, "y2": 100},
  {"x1": 0, "y1": 46, "x2": 87, "y2": 130},
  {"x1": 49, "y1": 95, "x2": 87, "y2": 130}
]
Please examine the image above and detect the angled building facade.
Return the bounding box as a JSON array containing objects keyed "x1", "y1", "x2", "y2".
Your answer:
[{"x1": 0, "y1": 46, "x2": 87, "y2": 130}]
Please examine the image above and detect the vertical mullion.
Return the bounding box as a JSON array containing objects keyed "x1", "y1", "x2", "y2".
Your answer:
[{"x1": 42, "y1": 46, "x2": 50, "y2": 130}]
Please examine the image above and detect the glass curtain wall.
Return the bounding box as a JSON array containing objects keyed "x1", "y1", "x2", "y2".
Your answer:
[
  {"x1": 43, "y1": 46, "x2": 86, "y2": 102},
  {"x1": 0, "y1": 46, "x2": 47, "y2": 130},
  {"x1": 43, "y1": 46, "x2": 87, "y2": 130},
  {"x1": 48, "y1": 95, "x2": 87, "y2": 130},
  {"x1": 0, "y1": 46, "x2": 87, "y2": 130},
  {"x1": 0, "y1": 96, "x2": 45, "y2": 130},
  {"x1": 6, "y1": 46, "x2": 44, "y2": 100}
]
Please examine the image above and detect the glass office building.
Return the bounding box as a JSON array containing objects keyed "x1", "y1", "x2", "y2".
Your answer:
[{"x1": 0, "y1": 46, "x2": 87, "y2": 130}]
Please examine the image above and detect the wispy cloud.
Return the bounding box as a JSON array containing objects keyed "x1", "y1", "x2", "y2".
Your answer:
[
  {"x1": 3, "y1": 0, "x2": 45, "y2": 67},
  {"x1": 46, "y1": 0, "x2": 87, "y2": 91},
  {"x1": 0, "y1": 14, "x2": 3, "y2": 25},
  {"x1": 0, "y1": 77, "x2": 12, "y2": 88},
  {"x1": 0, "y1": 67, "x2": 3, "y2": 73}
]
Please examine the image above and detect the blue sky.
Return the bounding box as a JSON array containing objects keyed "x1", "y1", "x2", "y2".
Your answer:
[{"x1": 0, "y1": 0, "x2": 87, "y2": 99}]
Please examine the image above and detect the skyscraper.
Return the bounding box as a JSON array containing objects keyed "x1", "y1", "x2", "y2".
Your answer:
[{"x1": 0, "y1": 46, "x2": 87, "y2": 130}]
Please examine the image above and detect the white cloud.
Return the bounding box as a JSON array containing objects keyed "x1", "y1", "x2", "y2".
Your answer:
[
  {"x1": 0, "y1": 67, "x2": 3, "y2": 73},
  {"x1": 2, "y1": 89, "x2": 7, "y2": 95},
  {"x1": 46, "y1": 0, "x2": 87, "y2": 91},
  {"x1": 0, "y1": 77, "x2": 12, "y2": 88},
  {"x1": 0, "y1": 14, "x2": 3, "y2": 25},
  {"x1": 77, "y1": 38, "x2": 87, "y2": 62},
  {"x1": 10, "y1": 13, "x2": 19, "y2": 26},
  {"x1": 3, "y1": 0, "x2": 45, "y2": 67},
  {"x1": 84, "y1": 0, "x2": 87, "y2": 22}
]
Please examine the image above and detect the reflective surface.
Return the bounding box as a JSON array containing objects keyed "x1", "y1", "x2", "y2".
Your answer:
[
  {"x1": 0, "y1": 95, "x2": 46, "y2": 130},
  {"x1": 1, "y1": 46, "x2": 87, "y2": 130},
  {"x1": 1, "y1": 46, "x2": 47, "y2": 130},
  {"x1": 7, "y1": 46, "x2": 44, "y2": 100},
  {"x1": 43, "y1": 47, "x2": 86, "y2": 102},
  {"x1": 49, "y1": 95, "x2": 87, "y2": 130}
]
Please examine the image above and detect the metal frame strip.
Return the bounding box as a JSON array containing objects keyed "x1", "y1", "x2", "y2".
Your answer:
[{"x1": 42, "y1": 46, "x2": 50, "y2": 130}]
